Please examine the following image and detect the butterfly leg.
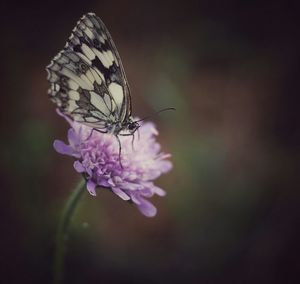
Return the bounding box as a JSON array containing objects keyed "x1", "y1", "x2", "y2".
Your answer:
[
  {"x1": 115, "y1": 134, "x2": 124, "y2": 169},
  {"x1": 137, "y1": 128, "x2": 140, "y2": 140},
  {"x1": 89, "y1": 127, "x2": 108, "y2": 139},
  {"x1": 119, "y1": 133, "x2": 136, "y2": 152},
  {"x1": 80, "y1": 127, "x2": 95, "y2": 142},
  {"x1": 131, "y1": 134, "x2": 135, "y2": 151},
  {"x1": 85, "y1": 128, "x2": 95, "y2": 141}
]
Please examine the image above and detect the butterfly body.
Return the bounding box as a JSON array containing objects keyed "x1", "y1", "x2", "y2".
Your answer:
[
  {"x1": 105, "y1": 118, "x2": 138, "y2": 135},
  {"x1": 46, "y1": 13, "x2": 139, "y2": 137}
]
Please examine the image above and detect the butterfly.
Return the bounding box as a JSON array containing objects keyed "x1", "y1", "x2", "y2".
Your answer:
[{"x1": 46, "y1": 12, "x2": 140, "y2": 142}]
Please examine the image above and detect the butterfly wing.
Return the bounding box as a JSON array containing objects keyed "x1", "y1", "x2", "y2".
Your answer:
[{"x1": 46, "y1": 13, "x2": 131, "y2": 129}]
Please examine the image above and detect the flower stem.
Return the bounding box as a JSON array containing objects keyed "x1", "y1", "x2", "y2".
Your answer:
[{"x1": 54, "y1": 178, "x2": 86, "y2": 284}]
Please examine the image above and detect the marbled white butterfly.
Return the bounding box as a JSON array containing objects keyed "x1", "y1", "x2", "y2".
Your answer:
[{"x1": 46, "y1": 13, "x2": 139, "y2": 138}]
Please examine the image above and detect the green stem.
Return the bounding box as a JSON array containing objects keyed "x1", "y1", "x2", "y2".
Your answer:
[{"x1": 53, "y1": 178, "x2": 86, "y2": 284}]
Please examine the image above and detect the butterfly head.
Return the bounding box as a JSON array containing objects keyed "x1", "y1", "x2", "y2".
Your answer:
[{"x1": 126, "y1": 120, "x2": 140, "y2": 134}]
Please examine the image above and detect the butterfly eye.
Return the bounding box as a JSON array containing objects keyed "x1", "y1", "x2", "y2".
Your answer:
[{"x1": 128, "y1": 122, "x2": 139, "y2": 132}]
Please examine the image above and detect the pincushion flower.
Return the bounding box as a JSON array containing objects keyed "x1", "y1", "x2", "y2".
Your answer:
[{"x1": 53, "y1": 114, "x2": 172, "y2": 217}]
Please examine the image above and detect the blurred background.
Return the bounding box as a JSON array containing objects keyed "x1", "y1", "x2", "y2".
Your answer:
[{"x1": 0, "y1": 0, "x2": 299, "y2": 283}]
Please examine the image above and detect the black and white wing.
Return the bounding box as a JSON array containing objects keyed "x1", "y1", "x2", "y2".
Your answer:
[{"x1": 46, "y1": 13, "x2": 131, "y2": 129}]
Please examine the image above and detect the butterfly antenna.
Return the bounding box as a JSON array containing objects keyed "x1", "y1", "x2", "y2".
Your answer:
[{"x1": 135, "y1": 107, "x2": 176, "y2": 123}]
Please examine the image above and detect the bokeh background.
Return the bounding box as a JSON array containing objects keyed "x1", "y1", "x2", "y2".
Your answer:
[{"x1": 1, "y1": 0, "x2": 299, "y2": 283}]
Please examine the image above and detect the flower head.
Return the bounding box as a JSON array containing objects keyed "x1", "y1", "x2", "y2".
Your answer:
[{"x1": 54, "y1": 114, "x2": 172, "y2": 217}]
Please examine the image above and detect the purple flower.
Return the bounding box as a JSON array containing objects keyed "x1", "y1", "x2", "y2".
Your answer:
[{"x1": 53, "y1": 114, "x2": 172, "y2": 217}]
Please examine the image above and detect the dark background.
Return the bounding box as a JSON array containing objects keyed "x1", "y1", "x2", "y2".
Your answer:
[{"x1": 0, "y1": 0, "x2": 299, "y2": 283}]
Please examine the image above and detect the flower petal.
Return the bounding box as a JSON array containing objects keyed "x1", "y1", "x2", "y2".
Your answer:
[
  {"x1": 53, "y1": 140, "x2": 75, "y2": 156},
  {"x1": 160, "y1": 160, "x2": 173, "y2": 173},
  {"x1": 153, "y1": 186, "x2": 166, "y2": 196},
  {"x1": 68, "y1": 128, "x2": 81, "y2": 148},
  {"x1": 87, "y1": 180, "x2": 97, "y2": 196},
  {"x1": 137, "y1": 198, "x2": 157, "y2": 217},
  {"x1": 73, "y1": 161, "x2": 85, "y2": 173},
  {"x1": 111, "y1": 187, "x2": 130, "y2": 201}
]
